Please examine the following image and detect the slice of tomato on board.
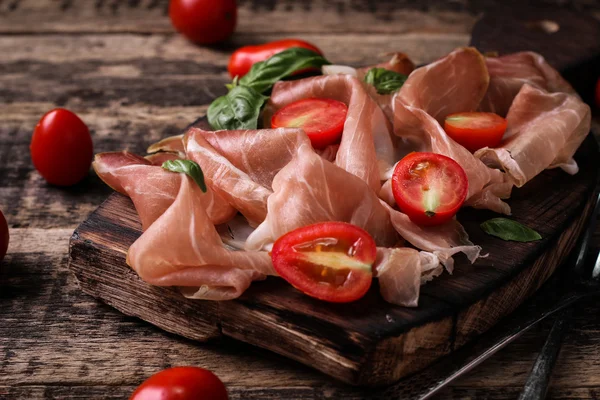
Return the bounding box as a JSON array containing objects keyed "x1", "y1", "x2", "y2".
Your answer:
[
  {"x1": 270, "y1": 98, "x2": 348, "y2": 149},
  {"x1": 271, "y1": 222, "x2": 377, "y2": 303},
  {"x1": 392, "y1": 152, "x2": 468, "y2": 226},
  {"x1": 444, "y1": 112, "x2": 507, "y2": 152}
]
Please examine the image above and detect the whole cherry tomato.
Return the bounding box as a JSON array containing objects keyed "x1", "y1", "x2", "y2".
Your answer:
[
  {"x1": 271, "y1": 222, "x2": 376, "y2": 303},
  {"x1": 169, "y1": 0, "x2": 237, "y2": 45},
  {"x1": 0, "y1": 209, "x2": 8, "y2": 262},
  {"x1": 444, "y1": 112, "x2": 507, "y2": 152},
  {"x1": 271, "y1": 98, "x2": 348, "y2": 149},
  {"x1": 228, "y1": 39, "x2": 323, "y2": 79},
  {"x1": 392, "y1": 152, "x2": 468, "y2": 226},
  {"x1": 30, "y1": 108, "x2": 93, "y2": 186},
  {"x1": 130, "y1": 366, "x2": 228, "y2": 400}
]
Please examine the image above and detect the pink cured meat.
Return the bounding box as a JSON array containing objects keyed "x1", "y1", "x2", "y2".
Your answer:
[
  {"x1": 266, "y1": 74, "x2": 396, "y2": 190},
  {"x1": 391, "y1": 47, "x2": 512, "y2": 214},
  {"x1": 93, "y1": 151, "x2": 236, "y2": 230},
  {"x1": 476, "y1": 84, "x2": 591, "y2": 187},
  {"x1": 185, "y1": 127, "x2": 310, "y2": 225},
  {"x1": 374, "y1": 247, "x2": 441, "y2": 307},
  {"x1": 127, "y1": 176, "x2": 275, "y2": 301},
  {"x1": 356, "y1": 52, "x2": 416, "y2": 79},
  {"x1": 245, "y1": 142, "x2": 400, "y2": 251},
  {"x1": 479, "y1": 52, "x2": 577, "y2": 117},
  {"x1": 147, "y1": 134, "x2": 186, "y2": 157}
]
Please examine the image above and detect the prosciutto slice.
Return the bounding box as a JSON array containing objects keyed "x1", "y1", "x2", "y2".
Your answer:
[
  {"x1": 266, "y1": 74, "x2": 395, "y2": 190},
  {"x1": 245, "y1": 142, "x2": 400, "y2": 251},
  {"x1": 391, "y1": 47, "x2": 512, "y2": 214},
  {"x1": 127, "y1": 175, "x2": 275, "y2": 300},
  {"x1": 93, "y1": 151, "x2": 236, "y2": 230},
  {"x1": 356, "y1": 52, "x2": 415, "y2": 79},
  {"x1": 374, "y1": 248, "x2": 441, "y2": 307},
  {"x1": 476, "y1": 84, "x2": 591, "y2": 186},
  {"x1": 147, "y1": 134, "x2": 186, "y2": 157},
  {"x1": 185, "y1": 127, "x2": 310, "y2": 225},
  {"x1": 479, "y1": 52, "x2": 577, "y2": 117}
]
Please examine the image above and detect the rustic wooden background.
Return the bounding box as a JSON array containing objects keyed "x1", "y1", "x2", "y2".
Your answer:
[{"x1": 1, "y1": 1, "x2": 599, "y2": 399}]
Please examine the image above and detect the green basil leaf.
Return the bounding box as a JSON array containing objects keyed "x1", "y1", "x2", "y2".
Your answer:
[
  {"x1": 207, "y1": 85, "x2": 268, "y2": 131},
  {"x1": 364, "y1": 67, "x2": 408, "y2": 95},
  {"x1": 480, "y1": 218, "x2": 542, "y2": 242},
  {"x1": 162, "y1": 159, "x2": 207, "y2": 193},
  {"x1": 239, "y1": 47, "x2": 331, "y2": 93}
]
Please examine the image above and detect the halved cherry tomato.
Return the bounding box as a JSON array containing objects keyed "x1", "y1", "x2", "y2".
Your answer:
[
  {"x1": 0, "y1": 209, "x2": 8, "y2": 262},
  {"x1": 30, "y1": 108, "x2": 93, "y2": 186},
  {"x1": 130, "y1": 366, "x2": 228, "y2": 400},
  {"x1": 271, "y1": 98, "x2": 347, "y2": 149},
  {"x1": 271, "y1": 222, "x2": 376, "y2": 303},
  {"x1": 392, "y1": 152, "x2": 468, "y2": 226},
  {"x1": 444, "y1": 112, "x2": 507, "y2": 152},
  {"x1": 228, "y1": 39, "x2": 323, "y2": 79},
  {"x1": 169, "y1": 0, "x2": 237, "y2": 45}
]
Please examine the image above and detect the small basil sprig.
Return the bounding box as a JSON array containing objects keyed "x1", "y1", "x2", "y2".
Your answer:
[
  {"x1": 238, "y1": 47, "x2": 331, "y2": 93},
  {"x1": 364, "y1": 67, "x2": 408, "y2": 95},
  {"x1": 207, "y1": 86, "x2": 268, "y2": 130},
  {"x1": 480, "y1": 218, "x2": 542, "y2": 242},
  {"x1": 208, "y1": 47, "x2": 330, "y2": 131},
  {"x1": 162, "y1": 159, "x2": 207, "y2": 193}
]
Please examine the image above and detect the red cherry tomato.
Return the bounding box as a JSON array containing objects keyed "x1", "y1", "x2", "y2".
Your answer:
[
  {"x1": 130, "y1": 366, "x2": 228, "y2": 400},
  {"x1": 169, "y1": 0, "x2": 237, "y2": 45},
  {"x1": 0, "y1": 210, "x2": 8, "y2": 262},
  {"x1": 271, "y1": 222, "x2": 376, "y2": 303},
  {"x1": 30, "y1": 108, "x2": 93, "y2": 186},
  {"x1": 228, "y1": 39, "x2": 323, "y2": 79},
  {"x1": 392, "y1": 152, "x2": 468, "y2": 226},
  {"x1": 595, "y1": 77, "x2": 600, "y2": 109},
  {"x1": 271, "y1": 98, "x2": 347, "y2": 149},
  {"x1": 444, "y1": 112, "x2": 507, "y2": 152}
]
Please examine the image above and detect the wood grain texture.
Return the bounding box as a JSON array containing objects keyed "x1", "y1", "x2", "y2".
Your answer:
[
  {"x1": 67, "y1": 128, "x2": 599, "y2": 386},
  {"x1": 2, "y1": 0, "x2": 600, "y2": 398}
]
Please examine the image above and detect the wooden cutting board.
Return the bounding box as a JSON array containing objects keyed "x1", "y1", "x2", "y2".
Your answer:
[{"x1": 68, "y1": 9, "x2": 600, "y2": 387}]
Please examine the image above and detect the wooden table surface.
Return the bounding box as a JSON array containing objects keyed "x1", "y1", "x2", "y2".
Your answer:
[{"x1": 1, "y1": 1, "x2": 600, "y2": 399}]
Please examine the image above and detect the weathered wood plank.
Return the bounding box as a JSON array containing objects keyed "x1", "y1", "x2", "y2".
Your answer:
[
  {"x1": 2, "y1": 228, "x2": 600, "y2": 398},
  {"x1": 0, "y1": 0, "x2": 478, "y2": 34}
]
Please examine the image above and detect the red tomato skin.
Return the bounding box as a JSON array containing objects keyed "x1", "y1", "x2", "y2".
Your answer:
[
  {"x1": 270, "y1": 98, "x2": 347, "y2": 149},
  {"x1": 228, "y1": 39, "x2": 323, "y2": 78},
  {"x1": 444, "y1": 112, "x2": 507, "y2": 153},
  {"x1": 30, "y1": 108, "x2": 93, "y2": 186},
  {"x1": 271, "y1": 222, "x2": 376, "y2": 303},
  {"x1": 595, "y1": 78, "x2": 600, "y2": 109},
  {"x1": 130, "y1": 367, "x2": 228, "y2": 400},
  {"x1": 0, "y1": 210, "x2": 8, "y2": 262},
  {"x1": 392, "y1": 152, "x2": 468, "y2": 226},
  {"x1": 169, "y1": 0, "x2": 237, "y2": 45}
]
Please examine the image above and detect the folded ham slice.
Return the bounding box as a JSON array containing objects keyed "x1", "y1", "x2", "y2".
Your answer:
[
  {"x1": 245, "y1": 142, "x2": 400, "y2": 250},
  {"x1": 147, "y1": 134, "x2": 186, "y2": 157},
  {"x1": 476, "y1": 84, "x2": 591, "y2": 186},
  {"x1": 127, "y1": 175, "x2": 275, "y2": 300},
  {"x1": 356, "y1": 52, "x2": 416, "y2": 79},
  {"x1": 374, "y1": 248, "x2": 441, "y2": 307},
  {"x1": 266, "y1": 74, "x2": 395, "y2": 190},
  {"x1": 93, "y1": 151, "x2": 236, "y2": 230},
  {"x1": 185, "y1": 127, "x2": 310, "y2": 225},
  {"x1": 390, "y1": 47, "x2": 512, "y2": 214},
  {"x1": 479, "y1": 52, "x2": 577, "y2": 117}
]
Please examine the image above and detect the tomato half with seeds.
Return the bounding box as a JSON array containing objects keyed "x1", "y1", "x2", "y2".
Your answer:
[
  {"x1": 444, "y1": 112, "x2": 507, "y2": 152},
  {"x1": 228, "y1": 39, "x2": 323, "y2": 79},
  {"x1": 130, "y1": 366, "x2": 228, "y2": 400},
  {"x1": 271, "y1": 222, "x2": 376, "y2": 303},
  {"x1": 271, "y1": 98, "x2": 348, "y2": 149},
  {"x1": 392, "y1": 152, "x2": 468, "y2": 226}
]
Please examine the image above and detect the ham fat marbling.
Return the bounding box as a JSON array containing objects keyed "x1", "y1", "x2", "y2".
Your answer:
[{"x1": 94, "y1": 47, "x2": 590, "y2": 307}]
